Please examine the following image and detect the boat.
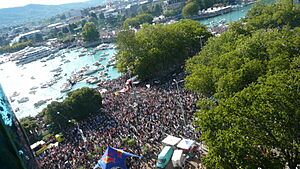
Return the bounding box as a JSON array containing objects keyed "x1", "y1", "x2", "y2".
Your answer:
[
  {"x1": 79, "y1": 53, "x2": 85, "y2": 57},
  {"x1": 34, "y1": 100, "x2": 47, "y2": 108},
  {"x1": 99, "y1": 57, "x2": 106, "y2": 62},
  {"x1": 50, "y1": 67, "x2": 62, "y2": 73},
  {"x1": 40, "y1": 84, "x2": 48, "y2": 89},
  {"x1": 13, "y1": 46, "x2": 54, "y2": 65},
  {"x1": 29, "y1": 91, "x2": 37, "y2": 95},
  {"x1": 56, "y1": 96, "x2": 64, "y2": 100},
  {"x1": 86, "y1": 76, "x2": 101, "y2": 84},
  {"x1": 93, "y1": 62, "x2": 101, "y2": 66},
  {"x1": 11, "y1": 91, "x2": 20, "y2": 98},
  {"x1": 95, "y1": 44, "x2": 110, "y2": 50},
  {"x1": 60, "y1": 83, "x2": 72, "y2": 93},
  {"x1": 30, "y1": 76, "x2": 35, "y2": 80},
  {"x1": 84, "y1": 66, "x2": 105, "y2": 75},
  {"x1": 17, "y1": 97, "x2": 29, "y2": 103},
  {"x1": 30, "y1": 86, "x2": 39, "y2": 90},
  {"x1": 100, "y1": 52, "x2": 109, "y2": 57},
  {"x1": 64, "y1": 60, "x2": 71, "y2": 64}
]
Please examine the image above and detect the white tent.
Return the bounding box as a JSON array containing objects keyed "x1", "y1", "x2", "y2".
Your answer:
[
  {"x1": 162, "y1": 135, "x2": 181, "y2": 146},
  {"x1": 30, "y1": 140, "x2": 45, "y2": 150},
  {"x1": 177, "y1": 139, "x2": 195, "y2": 150}
]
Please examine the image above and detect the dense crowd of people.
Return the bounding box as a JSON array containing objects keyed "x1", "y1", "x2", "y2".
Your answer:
[{"x1": 39, "y1": 72, "x2": 200, "y2": 169}]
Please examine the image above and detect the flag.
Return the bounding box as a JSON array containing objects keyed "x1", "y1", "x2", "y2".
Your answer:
[{"x1": 94, "y1": 147, "x2": 142, "y2": 169}]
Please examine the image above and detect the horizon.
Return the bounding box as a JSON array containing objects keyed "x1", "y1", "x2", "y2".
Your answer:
[{"x1": 0, "y1": 0, "x2": 89, "y2": 9}]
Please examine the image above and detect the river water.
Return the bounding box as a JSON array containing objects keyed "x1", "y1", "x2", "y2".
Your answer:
[
  {"x1": 199, "y1": 4, "x2": 253, "y2": 26},
  {"x1": 0, "y1": 48, "x2": 120, "y2": 118},
  {"x1": 0, "y1": 4, "x2": 254, "y2": 119}
]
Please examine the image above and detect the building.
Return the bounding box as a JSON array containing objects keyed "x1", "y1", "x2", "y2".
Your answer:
[
  {"x1": 294, "y1": 0, "x2": 300, "y2": 4},
  {"x1": 11, "y1": 30, "x2": 41, "y2": 44},
  {"x1": 0, "y1": 84, "x2": 39, "y2": 169}
]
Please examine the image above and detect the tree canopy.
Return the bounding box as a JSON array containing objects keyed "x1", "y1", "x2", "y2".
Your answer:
[
  {"x1": 0, "y1": 40, "x2": 32, "y2": 54},
  {"x1": 123, "y1": 13, "x2": 153, "y2": 29},
  {"x1": 41, "y1": 87, "x2": 102, "y2": 132},
  {"x1": 116, "y1": 19, "x2": 212, "y2": 80},
  {"x1": 82, "y1": 22, "x2": 100, "y2": 42},
  {"x1": 185, "y1": 1, "x2": 300, "y2": 168},
  {"x1": 182, "y1": 1, "x2": 199, "y2": 18}
]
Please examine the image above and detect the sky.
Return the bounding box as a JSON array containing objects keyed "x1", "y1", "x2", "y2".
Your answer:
[{"x1": 0, "y1": 0, "x2": 88, "y2": 9}]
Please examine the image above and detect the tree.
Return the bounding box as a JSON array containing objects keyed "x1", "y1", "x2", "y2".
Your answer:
[
  {"x1": 20, "y1": 116, "x2": 39, "y2": 144},
  {"x1": 196, "y1": 70, "x2": 300, "y2": 168},
  {"x1": 82, "y1": 22, "x2": 99, "y2": 42},
  {"x1": 185, "y1": 1, "x2": 300, "y2": 168},
  {"x1": 117, "y1": 19, "x2": 212, "y2": 80},
  {"x1": 182, "y1": 1, "x2": 199, "y2": 18},
  {"x1": 42, "y1": 87, "x2": 103, "y2": 132},
  {"x1": 123, "y1": 13, "x2": 153, "y2": 29}
]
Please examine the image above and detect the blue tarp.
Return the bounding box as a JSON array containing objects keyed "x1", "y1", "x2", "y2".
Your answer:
[{"x1": 94, "y1": 146, "x2": 142, "y2": 169}]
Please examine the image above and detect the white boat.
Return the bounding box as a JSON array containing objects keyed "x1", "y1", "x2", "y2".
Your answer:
[
  {"x1": 60, "y1": 83, "x2": 72, "y2": 93},
  {"x1": 86, "y1": 76, "x2": 101, "y2": 84},
  {"x1": 84, "y1": 66, "x2": 105, "y2": 75},
  {"x1": 16, "y1": 46, "x2": 54, "y2": 65},
  {"x1": 100, "y1": 52, "x2": 109, "y2": 57},
  {"x1": 95, "y1": 43, "x2": 110, "y2": 50},
  {"x1": 17, "y1": 97, "x2": 29, "y2": 103}
]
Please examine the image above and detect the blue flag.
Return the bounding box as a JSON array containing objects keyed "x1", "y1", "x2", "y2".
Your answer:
[{"x1": 94, "y1": 146, "x2": 142, "y2": 169}]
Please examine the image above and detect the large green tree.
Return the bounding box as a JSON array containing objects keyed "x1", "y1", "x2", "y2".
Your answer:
[
  {"x1": 82, "y1": 22, "x2": 100, "y2": 42},
  {"x1": 196, "y1": 71, "x2": 300, "y2": 168},
  {"x1": 123, "y1": 13, "x2": 153, "y2": 29},
  {"x1": 117, "y1": 19, "x2": 212, "y2": 80},
  {"x1": 182, "y1": 1, "x2": 199, "y2": 18},
  {"x1": 185, "y1": 1, "x2": 300, "y2": 168},
  {"x1": 42, "y1": 87, "x2": 103, "y2": 132}
]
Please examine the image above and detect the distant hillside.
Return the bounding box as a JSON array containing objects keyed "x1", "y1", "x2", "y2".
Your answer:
[{"x1": 0, "y1": 0, "x2": 105, "y2": 28}]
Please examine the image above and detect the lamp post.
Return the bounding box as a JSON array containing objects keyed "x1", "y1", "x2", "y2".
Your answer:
[{"x1": 173, "y1": 79, "x2": 186, "y2": 126}]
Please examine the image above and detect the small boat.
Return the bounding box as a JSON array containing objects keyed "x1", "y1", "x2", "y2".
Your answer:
[
  {"x1": 60, "y1": 83, "x2": 72, "y2": 93},
  {"x1": 30, "y1": 86, "x2": 39, "y2": 90},
  {"x1": 30, "y1": 76, "x2": 35, "y2": 80},
  {"x1": 84, "y1": 66, "x2": 104, "y2": 76},
  {"x1": 34, "y1": 100, "x2": 47, "y2": 108},
  {"x1": 86, "y1": 76, "x2": 101, "y2": 84},
  {"x1": 29, "y1": 91, "x2": 37, "y2": 95},
  {"x1": 56, "y1": 96, "x2": 64, "y2": 100},
  {"x1": 17, "y1": 97, "x2": 29, "y2": 103},
  {"x1": 100, "y1": 52, "x2": 109, "y2": 57},
  {"x1": 93, "y1": 62, "x2": 101, "y2": 66},
  {"x1": 64, "y1": 60, "x2": 71, "y2": 64},
  {"x1": 11, "y1": 92, "x2": 20, "y2": 98},
  {"x1": 79, "y1": 53, "x2": 85, "y2": 57},
  {"x1": 40, "y1": 84, "x2": 48, "y2": 89},
  {"x1": 99, "y1": 57, "x2": 106, "y2": 62}
]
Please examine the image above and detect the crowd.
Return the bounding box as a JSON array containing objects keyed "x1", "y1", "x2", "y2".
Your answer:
[{"x1": 39, "y1": 72, "x2": 200, "y2": 169}]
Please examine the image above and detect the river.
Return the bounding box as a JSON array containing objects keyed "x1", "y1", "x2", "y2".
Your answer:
[
  {"x1": 198, "y1": 4, "x2": 253, "y2": 26},
  {"x1": 0, "y1": 48, "x2": 120, "y2": 118}
]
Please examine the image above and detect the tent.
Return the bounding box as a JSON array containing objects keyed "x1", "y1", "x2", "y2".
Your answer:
[
  {"x1": 94, "y1": 146, "x2": 142, "y2": 169},
  {"x1": 177, "y1": 139, "x2": 195, "y2": 150},
  {"x1": 162, "y1": 135, "x2": 181, "y2": 146}
]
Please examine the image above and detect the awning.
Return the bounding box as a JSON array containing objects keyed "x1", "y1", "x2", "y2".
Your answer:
[
  {"x1": 177, "y1": 139, "x2": 195, "y2": 150},
  {"x1": 162, "y1": 135, "x2": 181, "y2": 146}
]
